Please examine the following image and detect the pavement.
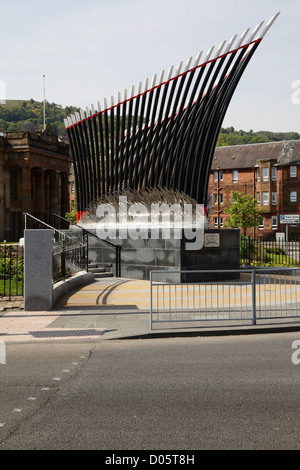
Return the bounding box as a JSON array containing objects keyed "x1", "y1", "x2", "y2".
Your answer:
[{"x1": 1, "y1": 277, "x2": 300, "y2": 344}]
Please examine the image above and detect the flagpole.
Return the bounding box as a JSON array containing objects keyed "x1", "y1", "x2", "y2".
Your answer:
[{"x1": 43, "y1": 75, "x2": 46, "y2": 130}]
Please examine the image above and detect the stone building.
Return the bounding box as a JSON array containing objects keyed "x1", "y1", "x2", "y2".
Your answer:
[
  {"x1": 0, "y1": 125, "x2": 71, "y2": 241},
  {"x1": 208, "y1": 140, "x2": 300, "y2": 237}
]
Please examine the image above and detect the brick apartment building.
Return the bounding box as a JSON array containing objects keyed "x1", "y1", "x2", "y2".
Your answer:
[
  {"x1": 0, "y1": 125, "x2": 71, "y2": 241},
  {"x1": 208, "y1": 140, "x2": 300, "y2": 238}
]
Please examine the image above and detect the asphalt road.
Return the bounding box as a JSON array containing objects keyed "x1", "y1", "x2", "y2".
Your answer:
[{"x1": 1, "y1": 332, "x2": 300, "y2": 451}]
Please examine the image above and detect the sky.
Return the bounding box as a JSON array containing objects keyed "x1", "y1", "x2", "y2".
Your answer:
[{"x1": 1, "y1": 0, "x2": 299, "y2": 132}]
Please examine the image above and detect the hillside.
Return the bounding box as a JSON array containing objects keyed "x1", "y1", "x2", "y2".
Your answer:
[
  {"x1": 0, "y1": 99, "x2": 80, "y2": 136},
  {"x1": 0, "y1": 100, "x2": 299, "y2": 144},
  {"x1": 216, "y1": 127, "x2": 300, "y2": 146}
]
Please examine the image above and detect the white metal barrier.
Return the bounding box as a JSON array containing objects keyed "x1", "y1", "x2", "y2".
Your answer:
[{"x1": 150, "y1": 268, "x2": 300, "y2": 329}]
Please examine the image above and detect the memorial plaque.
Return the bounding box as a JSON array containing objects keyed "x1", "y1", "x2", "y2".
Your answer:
[{"x1": 204, "y1": 233, "x2": 220, "y2": 248}]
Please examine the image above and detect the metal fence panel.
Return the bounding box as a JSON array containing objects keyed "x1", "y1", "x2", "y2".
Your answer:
[
  {"x1": 150, "y1": 268, "x2": 300, "y2": 329},
  {"x1": 240, "y1": 236, "x2": 300, "y2": 266},
  {"x1": 0, "y1": 244, "x2": 24, "y2": 300}
]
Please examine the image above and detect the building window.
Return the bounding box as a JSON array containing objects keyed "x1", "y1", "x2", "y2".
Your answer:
[
  {"x1": 290, "y1": 166, "x2": 297, "y2": 178},
  {"x1": 213, "y1": 217, "x2": 218, "y2": 228},
  {"x1": 219, "y1": 193, "x2": 223, "y2": 204},
  {"x1": 262, "y1": 191, "x2": 269, "y2": 205},
  {"x1": 257, "y1": 192, "x2": 260, "y2": 205},
  {"x1": 271, "y1": 167, "x2": 277, "y2": 181},
  {"x1": 271, "y1": 192, "x2": 277, "y2": 205},
  {"x1": 257, "y1": 168, "x2": 260, "y2": 181},
  {"x1": 213, "y1": 171, "x2": 218, "y2": 182},
  {"x1": 258, "y1": 217, "x2": 264, "y2": 230},
  {"x1": 271, "y1": 216, "x2": 278, "y2": 230},
  {"x1": 232, "y1": 170, "x2": 238, "y2": 183},
  {"x1": 262, "y1": 167, "x2": 269, "y2": 181},
  {"x1": 219, "y1": 217, "x2": 224, "y2": 227},
  {"x1": 10, "y1": 170, "x2": 18, "y2": 200},
  {"x1": 290, "y1": 191, "x2": 297, "y2": 202},
  {"x1": 213, "y1": 193, "x2": 217, "y2": 204},
  {"x1": 70, "y1": 181, "x2": 75, "y2": 193},
  {"x1": 219, "y1": 170, "x2": 223, "y2": 181}
]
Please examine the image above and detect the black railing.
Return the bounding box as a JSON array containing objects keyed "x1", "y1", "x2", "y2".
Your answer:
[
  {"x1": 240, "y1": 236, "x2": 300, "y2": 267},
  {"x1": 53, "y1": 237, "x2": 89, "y2": 282},
  {"x1": 52, "y1": 213, "x2": 122, "y2": 277},
  {"x1": 0, "y1": 244, "x2": 24, "y2": 299},
  {"x1": 24, "y1": 213, "x2": 89, "y2": 284}
]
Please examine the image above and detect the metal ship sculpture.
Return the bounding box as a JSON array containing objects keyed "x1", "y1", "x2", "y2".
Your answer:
[{"x1": 64, "y1": 13, "x2": 280, "y2": 222}]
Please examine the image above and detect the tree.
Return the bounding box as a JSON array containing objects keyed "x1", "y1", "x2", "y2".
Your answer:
[
  {"x1": 223, "y1": 191, "x2": 264, "y2": 234},
  {"x1": 65, "y1": 201, "x2": 77, "y2": 224}
]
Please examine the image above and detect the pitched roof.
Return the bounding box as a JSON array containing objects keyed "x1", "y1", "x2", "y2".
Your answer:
[{"x1": 211, "y1": 140, "x2": 300, "y2": 170}]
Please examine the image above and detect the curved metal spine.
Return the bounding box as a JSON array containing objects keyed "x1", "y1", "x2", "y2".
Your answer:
[
  {"x1": 200, "y1": 41, "x2": 262, "y2": 202},
  {"x1": 90, "y1": 113, "x2": 101, "y2": 200},
  {"x1": 118, "y1": 95, "x2": 128, "y2": 191},
  {"x1": 96, "y1": 108, "x2": 106, "y2": 198},
  {"x1": 103, "y1": 106, "x2": 111, "y2": 194},
  {"x1": 128, "y1": 86, "x2": 142, "y2": 189},
  {"x1": 123, "y1": 92, "x2": 134, "y2": 189},
  {"x1": 191, "y1": 48, "x2": 249, "y2": 201},
  {"x1": 166, "y1": 61, "x2": 199, "y2": 188},
  {"x1": 143, "y1": 76, "x2": 165, "y2": 188},
  {"x1": 86, "y1": 113, "x2": 97, "y2": 203},
  {"x1": 80, "y1": 116, "x2": 93, "y2": 206},
  {"x1": 147, "y1": 71, "x2": 172, "y2": 187},
  {"x1": 138, "y1": 83, "x2": 156, "y2": 189},
  {"x1": 156, "y1": 68, "x2": 182, "y2": 187},
  {"x1": 64, "y1": 13, "x2": 279, "y2": 218},
  {"x1": 67, "y1": 125, "x2": 81, "y2": 212},
  {"x1": 109, "y1": 100, "x2": 115, "y2": 192},
  {"x1": 75, "y1": 120, "x2": 89, "y2": 211},
  {"x1": 114, "y1": 97, "x2": 121, "y2": 192}
]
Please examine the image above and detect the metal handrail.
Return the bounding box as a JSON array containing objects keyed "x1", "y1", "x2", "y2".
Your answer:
[
  {"x1": 24, "y1": 213, "x2": 75, "y2": 245},
  {"x1": 23, "y1": 213, "x2": 89, "y2": 280},
  {"x1": 51, "y1": 212, "x2": 119, "y2": 248},
  {"x1": 52, "y1": 213, "x2": 121, "y2": 277}
]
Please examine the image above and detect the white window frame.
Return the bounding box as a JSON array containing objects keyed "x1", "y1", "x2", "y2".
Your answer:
[
  {"x1": 219, "y1": 170, "x2": 223, "y2": 181},
  {"x1": 290, "y1": 166, "x2": 297, "y2": 178},
  {"x1": 219, "y1": 217, "x2": 224, "y2": 227},
  {"x1": 290, "y1": 191, "x2": 297, "y2": 202},
  {"x1": 271, "y1": 192, "x2": 277, "y2": 205},
  {"x1": 257, "y1": 192, "x2": 260, "y2": 205},
  {"x1": 219, "y1": 193, "x2": 223, "y2": 204},
  {"x1": 271, "y1": 216, "x2": 278, "y2": 230},
  {"x1": 262, "y1": 191, "x2": 269, "y2": 205},
  {"x1": 213, "y1": 217, "x2": 218, "y2": 228},
  {"x1": 257, "y1": 168, "x2": 260, "y2": 181},
  {"x1": 271, "y1": 167, "x2": 277, "y2": 181},
  {"x1": 213, "y1": 171, "x2": 218, "y2": 182},
  {"x1": 232, "y1": 170, "x2": 238, "y2": 183},
  {"x1": 262, "y1": 167, "x2": 269, "y2": 182},
  {"x1": 213, "y1": 193, "x2": 217, "y2": 204},
  {"x1": 258, "y1": 217, "x2": 264, "y2": 230}
]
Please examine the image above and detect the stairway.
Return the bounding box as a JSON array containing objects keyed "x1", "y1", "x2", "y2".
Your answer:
[{"x1": 87, "y1": 262, "x2": 114, "y2": 279}]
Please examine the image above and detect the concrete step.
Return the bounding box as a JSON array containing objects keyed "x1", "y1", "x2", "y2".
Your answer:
[
  {"x1": 89, "y1": 267, "x2": 106, "y2": 273},
  {"x1": 87, "y1": 263, "x2": 98, "y2": 269},
  {"x1": 93, "y1": 271, "x2": 113, "y2": 278}
]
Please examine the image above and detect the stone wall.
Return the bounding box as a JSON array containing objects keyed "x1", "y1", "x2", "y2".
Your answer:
[{"x1": 67, "y1": 227, "x2": 240, "y2": 282}]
